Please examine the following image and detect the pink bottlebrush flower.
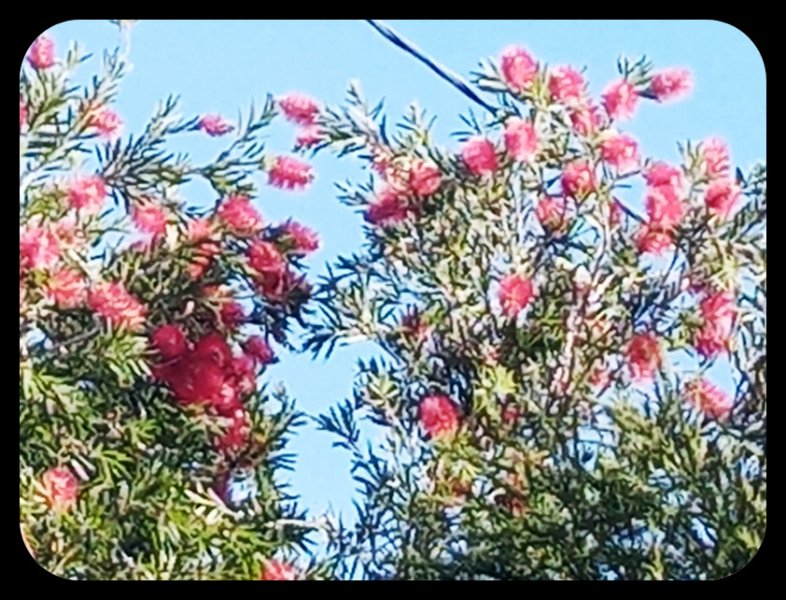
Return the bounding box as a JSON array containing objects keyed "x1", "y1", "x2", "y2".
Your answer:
[
  {"x1": 20, "y1": 98, "x2": 27, "y2": 130},
  {"x1": 599, "y1": 132, "x2": 640, "y2": 173},
  {"x1": 197, "y1": 114, "x2": 234, "y2": 137},
  {"x1": 462, "y1": 137, "x2": 499, "y2": 176},
  {"x1": 87, "y1": 107, "x2": 123, "y2": 140},
  {"x1": 645, "y1": 184, "x2": 685, "y2": 230},
  {"x1": 643, "y1": 161, "x2": 683, "y2": 189},
  {"x1": 193, "y1": 332, "x2": 233, "y2": 369},
  {"x1": 151, "y1": 324, "x2": 189, "y2": 360},
  {"x1": 699, "y1": 138, "x2": 730, "y2": 180},
  {"x1": 220, "y1": 301, "x2": 246, "y2": 329},
  {"x1": 635, "y1": 224, "x2": 674, "y2": 255},
  {"x1": 500, "y1": 45, "x2": 538, "y2": 91},
  {"x1": 88, "y1": 281, "x2": 147, "y2": 332},
  {"x1": 548, "y1": 66, "x2": 585, "y2": 104},
  {"x1": 217, "y1": 195, "x2": 264, "y2": 236},
  {"x1": 243, "y1": 335, "x2": 276, "y2": 366},
  {"x1": 67, "y1": 175, "x2": 107, "y2": 215},
  {"x1": 408, "y1": 159, "x2": 442, "y2": 197},
  {"x1": 498, "y1": 273, "x2": 535, "y2": 318},
  {"x1": 626, "y1": 332, "x2": 663, "y2": 381},
  {"x1": 247, "y1": 240, "x2": 286, "y2": 275},
  {"x1": 256, "y1": 267, "x2": 297, "y2": 303},
  {"x1": 212, "y1": 380, "x2": 243, "y2": 417},
  {"x1": 295, "y1": 125, "x2": 324, "y2": 149},
  {"x1": 419, "y1": 394, "x2": 460, "y2": 439},
  {"x1": 365, "y1": 188, "x2": 410, "y2": 227},
  {"x1": 216, "y1": 409, "x2": 251, "y2": 455},
  {"x1": 695, "y1": 290, "x2": 736, "y2": 359},
  {"x1": 686, "y1": 378, "x2": 733, "y2": 420},
  {"x1": 27, "y1": 35, "x2": 55, "y2": 70},
  {"x1": 229, "y1": 355, "x2": 257, "y2": 398},
  {"x1": 503, "y1": 117, "x2": 538, "y2": 162},
  {"x1": 44, "y1": 267, "x2": 87, "y2": 309},
  {"x1": 187, "y1": 217, "x2": 217, "y2": 242},
  {"x1": 132, "y1": 201, "x2": 168, "y2": 237},
  {"x1": 535, "y1": 196, "x2": 571, "y2": 234},
  {"x1": 268, "y1": 156, "x2": 314, "y2": 190},
  {"x1": 278, "y1": 92, "x2": 320, "y2": 126},
  {"x1": 41, "y1": 467, "x2": 78, "y2": 512},
  {"x1": 260, "y1": 560, "x2": 298, "y2": 581},
  {"x1": 561, "y1": 160, "x2": 596, "y2": 198},
  {"x1": 20, "y1": 225, "x2": 60, "y2": 272},
  {"x1": 281, "y1": 221, "x2": 320, "y2": 255},
  {"x1": 705, "y1": 179, "x2": 741, "y2": 219},
  {"x1": 601, "y1": 79, "x2": 639, "y2": 121},
  {"x1": 569, "y1": 102, "x2": 601, "y2": 137},
  {"x1": 649, "y1": 68, "x2": 693, "y2": 103}
]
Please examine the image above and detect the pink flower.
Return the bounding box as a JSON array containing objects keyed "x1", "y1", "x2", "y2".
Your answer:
[
  {"x1": 419, "y1": 394, "x2": 460, "y2": 439},
  {"x1": 649, "y1": 68, "x2": 693, "y2": 103},
  {"x1": 229, "y1": 355, "x2": 257, "y2": 398},
  {"x1": 216, "y1": 409, "x2": 251, "y2": 455},
  {"x1": 220, "y1": 301, "x2": 246, "y2": 329},
  {"x1": 268, "y1": 156, "x2": 314, "y2": 190},
  {"x1": 635, "y1": 224, "x2": 673, "y2": 255},
  {"x1": 365, "y1": 188, "x2": 410, "y2": 227},
  {"x1": 132, "y1": 201, "x2": 168, "y2": 237},
  {"x1": 643, "y1": 161, "x2": 683, "y2": 189},
  {"x1": 27, "y1": 35, "x2": 55, "y2": 70},
  {"x1": 87, "y1": 107, "x2": 123, "y2": 140},
  {"x1": 67, "y1": 175, "x2": 107, "y2": 215},
  {"x1": 243, "y1": 336, "x2": 276, "y2": 366},
  {"x1": 699, "y1": 138, "x2": 730, "y2": 180},
  {"x1": 686, "y1": 378, "x2": 733, "y2": 420},
  {"x1": 462, "y1": 137, "x2": 499, "y2": 176},
  {"x1": 88, "y1": 281, "x2": 147, "y2": 331},
  {"x1": 599, "y1": 132, "x2": 640, "y2": 173},
  {"x1": 408, "y1": 159, "x2": 442, "y2": 196},
  {"x1": 503, "y1": 117, "x2": 538, "y2": 162},
  {"x1": 569, "y1": 102, "x2": 601, "y2": 137},
  {"x1": 281, "y1": 221, "x2": 320, "y2": 255},
  {"x1": 601, "y1": 79, "x2": 638, "y2": 121},
  {"x1": 645, "y1": 184, "x2": 684, "y2": 230},
  {"x1": 498, "y1": 273, "x2": 535, "y2": 318},
  {"x1": 535, "y1": 196, "x2": 571, "y2": 234},
  {"x1": 217, "y1": 195, "x2": 264, "y2": 236},
  {"x1": 44, "y1": 267, "x2": 87, "y2": 309},
  {"x1": 695, "y1": 290, "x2": 736, "y2": 359},
  {"x1": 198, "y1": 114, "x2": 234, "y2": 137},
  {"x1": 260, "y1": 560, "x2": 297, "y2": 581},
  {"x1": 193, "y1": 332, "x2": 233, "y2": 368},
  {"x1": 151, "y1": 324, "x2": 189, "y2": 360},
  {"x1": 561, "y1": 160, "x2": 596, "y2": 198},
  {"x1": 548, "y1": 66, "x2": 585, "y2": 104},
  {"x1": 626, "y1": 332, "x2": 662, "y2": 381},
  {"x1": 20, "y1": 225, "x2": 60, "y2": 272},
  {"x1": 20, "y1": 98, "x2": 27, "y2": 130},
  {"x1": 41, "y1": 467, "x2": 78, "y2": 512},
  {"x1": 705, "y1": 179, "x2": 741, "y2": 219},
  {"x1": 295, "y1": 125, "x2": 324, "y2": 149},
  {"x1": 500, "y1": 45, "x2": 538, "y2": 91},
  {"x1": 278, "y1": 92, "x2": 320, "y2": 126},
  {"x1": 248, "y1": 240, "x2": 286, "y2": 275}
]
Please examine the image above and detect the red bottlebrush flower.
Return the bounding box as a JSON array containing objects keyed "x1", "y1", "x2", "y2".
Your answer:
[
  {"x1": 268, "y1": 156, "x2": 314, "y2": 190},
  {"x1": 256, "y1": 268, "x2": 297, "y2": 303},
  {"x1": 280, "y1": 221, "x2": 320, "y2": 255},
  {"x1": 229, "y1": 354, "x2": 257, "y2": 397},
  {"x1": 220, "y1": 301, "x2": 246, "y2": 329},
  {"x1": 193, "y1": 332, "x2": 233, "y2": 368},
  {"x1": 569, "y1": 102, "x2": 602, "y2": 137},
  {"x1": 87, "y1": 106, "x2": 123, "y2": 140},
  {"x1": 408, "y1": 159, "x2": 442, "y2": 197},
  {"x1": 132, "y1": 201, "x2": 168, "y2": 237},
  {"x1": 88, "y1": 281, "x2": 147, "y2": 331},
  {"x1": 165, "y1": 360, "x2": 225, "y2": 406},
  {"x1": 500, "y1": 45, "x2": 538, "y2": 91},
  {"x1": 645, "y1": 184, "x2": 685, "y2": 230},
  {"x1": 243, "y1": 335, "x2": 276, "y2": 366},
  {"x1": 548, "y1": 66, "x2": 585, "y2": 104},
  {"x1": 44, "y1": 267, "x2": 87, "y2": 309},
  {"x1": 561, "y1": 160, "x2": 596, "y2": 198},
  {"x1": 626, "y1": 332, "x2": 662, "y2": 381},
  {"x1": 248, "y1": 240, "x2": 286, "y2": 274},
  {"x1": 649, "y1": 68, "x2": 693, "y2": 103},
  {"x1": 686, "y1": 378, "x2": 733, "y2": 420},
  {"x1": 217, "y1": 195, "x2": 264, "y2": 236},
  {"x1": 462, "y1": 137, "x2": 499, "y2": 176},
  {"x1": 216, "y1": 409, "x2": 251, "y2": 454},
  {"x1": 536, "y1": 196, "x2": 571, "y2": 234},
  {"x1": 151, "y1": 324, "x2": 188, "y2": 360},
  {"x1": 295, "y1": 125, "x2": 325, "y2": 149},
  {"x1": 67, "y1": 175, "x2": 107, "y2": 215},
  {"x1": 695, "y1": 290, "x2": 736, "y2": 359},
  {"x1": 643, "y1": 161, "x2": 683, "y2": 189},
  {"x1": 212, "y1": 381, "x2": 243, "y2": 416},
  {"x1": 260, "y1": 560, "x2": 297, "y2": 581},
  {"x1": 699, "y1": 138, "x2": 730, "y2": 180},
  {"x1": 498, "y1": 273, "x2": 535, "y2": 318},
  {"x1": 418, "y1": 394, "x2": 460, "y2": 439},
  {"x1": 503, "y1": 117, "x2": 538, "y2": 162},
  {"x1": 278, "y1": 92, "x2": 320, "y2": 126},
  {"x1": 197, "y1": 114, "x2": 234, "y2": 137},
  {"x1": 20, "y1": 98, "x2": 27, "y2": 130},
  {"x1": 635, "y1": 224, "x2": 674, "y2": 255},
  {"x1": 27, "y1": 35, "x2": 55, "y2": 70},
  {"x1": 20, "y1": 225, "x2": 60, "y2": 272},
  {"x1": 188, "y1": 217, "x2": 216, "y2": 242},
  {"x1": 41, "y1": 467, "x2": 78, "y2": 512},
  {"x1": 705, "y1": 179, "x2": 741, "y2": 219},
  {"x1": 599, "y1": 132, "x2": 640, "y2": 173},
  {"x1": 365, "y1": 188, "x2": 409, "y2": 227},
  {"x1": 601, "y1": 79, "x2": 638, "y2": 121}
]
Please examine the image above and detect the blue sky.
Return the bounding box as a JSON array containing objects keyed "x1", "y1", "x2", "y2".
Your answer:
[{"x1": 37, "y1": 20, "x2": 766, "y2": 528}]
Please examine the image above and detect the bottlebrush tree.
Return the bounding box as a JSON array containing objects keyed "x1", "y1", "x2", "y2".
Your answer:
[
  {"x1": 306, "y1": 45, "x2": 766, "y2": 579},
  {"x1": 19, "y1": 24, "x2": 323, "y2": 580}
]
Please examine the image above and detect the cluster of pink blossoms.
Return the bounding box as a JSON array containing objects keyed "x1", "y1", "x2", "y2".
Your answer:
[
  {"x1": 260, "y1": 559, "x2": 298, "y2": 580},
  {"x1": 268, "y1": 155, "x2": 315, "y2": 190},
  {"x1": 88, "y1": 281, "x2": 147, "y2": 331},
  {"x1": 40, "y1": 467, "x2": 79, "y2": 512},
  {"x1": 694, "y1": 289, "x2": 736, "y2": 359},
  {"x1": 699, "y1": 139, "x2": 741, "y2": 219},
  {"x1": 279, "y1": 92, "x2": 325, "y2": 150},
  {"x1": 67, "y1": 174, "x2": 108, "y2": 215},
  {"x1": 86, "y1": 106, "x2": 123, "y2": 140},
  {"x1": 686, "y1": 378, "x2": 733, "y2": 420},
  {"x1": 197, "y1": 114, "x2": 234, "y2": 137},
  {"x1": 365, "y1": 157, "x2": 443, "y2": 227},
  {"x1": 131, "y1": 200, "x2": 168, "y2": 238},
  {"x1": 535, "y1": 196, "x2": 572, "y2": 234},
  {"x1": 418, "y1": 394, "x2": 460, "y2": 439},
  {"x1": 626, "y1": 332, "x2": 663, "y2": 381},
  {"x1": 498, "y1": 273, "x2": 536, "y2": 319},
  {"x1": 217, "y1": 194, "x2": 264, "y2": 237},
  {"x1": 599, "y1": 131, "x2": 640, "y2": 174},
  {"x1": 636, "y1": 161, "x2": 685, "y2": 254},
  {"x1": 27, "y1": 34, "x2": 55, "y2": 70}
]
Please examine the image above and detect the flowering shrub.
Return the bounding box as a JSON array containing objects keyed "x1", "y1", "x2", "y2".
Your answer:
[
  {"x1": 19, "y1": 25, "x2": 319, "y2": 579},
  {"x1": 306, "y1": 47, "x2": 765, "y2": 579}
]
